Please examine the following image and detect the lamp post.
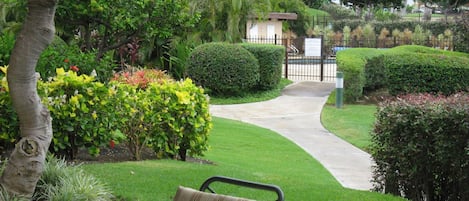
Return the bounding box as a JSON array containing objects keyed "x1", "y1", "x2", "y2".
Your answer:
[{"x1": 336, "y1": 71, "x2": 344, "y2": 108}]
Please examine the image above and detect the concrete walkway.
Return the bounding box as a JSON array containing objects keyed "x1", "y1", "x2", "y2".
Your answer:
[{"x1": 209, "y1": 81, "x2": 374, "y2": 191}]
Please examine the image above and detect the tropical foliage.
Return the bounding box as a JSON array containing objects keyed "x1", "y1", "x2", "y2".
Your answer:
[{"x1": 0, "y1": 67, "x2": 212, "y2": 161}]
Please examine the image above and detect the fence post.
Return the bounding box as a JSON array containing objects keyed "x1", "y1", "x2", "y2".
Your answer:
[
  {"x1": 284, "y1": 37, "x2": 288, "y2": 79},
  {"x1": 320, "y1": 35, "x2": 324, "y2": 82}
]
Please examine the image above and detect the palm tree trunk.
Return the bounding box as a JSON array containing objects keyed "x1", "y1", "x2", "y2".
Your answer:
[{"x1": 1, "y1": 0, "x2": 57, "y2": 198}]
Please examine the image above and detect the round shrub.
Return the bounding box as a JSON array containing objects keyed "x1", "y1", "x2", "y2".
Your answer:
[
  {"x1": 187, "y1": 42, "x2": 259, "y2": 96},
  {"x1": 240, "y1": 44, "x2": 285, "y2": 90}
]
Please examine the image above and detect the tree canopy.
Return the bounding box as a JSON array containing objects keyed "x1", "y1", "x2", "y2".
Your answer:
[
  {"x1": 54, "y1": 0, "x2": 198, "y2": 63},
  {"x1": 341, "y1": 0, "x2": 403, "y2": 8},
  {"x1": 420, "y1": 0, "x2": 469, "y2": 12}
]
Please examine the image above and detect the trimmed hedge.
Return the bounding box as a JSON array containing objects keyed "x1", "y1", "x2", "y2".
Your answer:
[
  {"x1": 336, "y1": 48, "x2": 385, "y2": 102},
  {"x1": 239, "y1": 44, "x2": 285, "y2": 90},
  {"x1": 371, "y1": 93, "x2": 469, "y2": 201},
  {"x1": 337, "y1": 45, "x2": 469, "y2": 102},
  {"x1": 187, "y1": 42, "x2": 259, "y2": 96},
  {"x1": 384, "y1": 53, "x2": 469, "y2": 95}
]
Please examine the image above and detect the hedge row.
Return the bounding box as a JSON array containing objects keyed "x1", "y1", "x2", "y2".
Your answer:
[
  {"x1": 372, "y1": 93, "x2": 469, "y2": 201},
  {"x1": 383, "y1": 53, "x2": 469, "y2": 95},
  {"x1": 337, "y1": 45, "x2": 469, "y2": 102},
  {"x1": 0, "y1": 68, "x2": 212, "y2": 161},
  {"x1": 187, "y1": 42, "x2": 285, "y2": 96}
]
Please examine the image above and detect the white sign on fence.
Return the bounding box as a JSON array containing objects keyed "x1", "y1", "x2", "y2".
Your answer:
[{"x1": 304, "y1": 38, "x2": 322, "y2": 57}]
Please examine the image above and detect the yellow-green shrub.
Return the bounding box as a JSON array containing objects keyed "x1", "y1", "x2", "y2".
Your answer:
[
  {"x1": 41, "y1": 68, "x2": 124, "y2": 159},
  {"x1": 1, "y1": 67, "x2": 212, "y2": 161},
  {"x1": 145, "y1": 79, "x2": 212, "y2": 161},
  {"x1": 111, "y1": 70, "x2": 212, "y2": 161}
]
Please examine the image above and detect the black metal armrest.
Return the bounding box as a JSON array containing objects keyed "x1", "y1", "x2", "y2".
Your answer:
[{"x1": 199, "y1": 176, "x2": 285, "y2": 201}]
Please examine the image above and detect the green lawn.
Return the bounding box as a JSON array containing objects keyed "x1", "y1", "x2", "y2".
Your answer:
[
  {"x1": 307, "y1": 7, "x2": 330, "y2": 16},
  {"x1": 321, "y1": 104, "x2": 377, "y2": 152},
  {"x1": 83, "y1": 117, "x2": 405, "y2": 201}
]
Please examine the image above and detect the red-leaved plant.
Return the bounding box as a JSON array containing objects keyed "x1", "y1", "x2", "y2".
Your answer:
[{"x1": 111, "y1": 69, "x2": 172, "y2": 89}]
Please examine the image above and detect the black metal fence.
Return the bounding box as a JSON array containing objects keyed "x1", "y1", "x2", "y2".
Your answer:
[{"x1": 244, "y1": 35, "x2": 337, "y2": 82}]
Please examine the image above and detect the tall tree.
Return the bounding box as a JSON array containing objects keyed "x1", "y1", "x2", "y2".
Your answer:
[{"x1": 1, "y1": 0, "x2": 57, "y2": 198}]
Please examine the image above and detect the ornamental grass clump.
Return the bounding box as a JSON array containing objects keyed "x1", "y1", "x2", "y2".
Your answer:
[
  {"x1": 33, "y1": 155, "x2": 114, "y2": 201},
  {"x1": 371, "y1": 93, "x2": 469, "y2": 201}
]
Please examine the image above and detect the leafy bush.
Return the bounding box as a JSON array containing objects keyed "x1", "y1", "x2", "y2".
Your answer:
[
  {"x1": 187, "y1": 42, "x2": 259, "y2": 96},
  {"x1": 112, "y1": 69, "x2": 212, "y2": 161},
  {"x1": 1, "y1": 66, "x2": 211, "y2": 161},
  {"x1": 146, "y1": 79, "x2": 212, "y2": 161},
  {"x1": 239, "y1": 44, "x2": 285, "y2": 90},
  {"x1": 0, "y1": 67, "x2": 123, "y2": 159},
  {"x1": 371, "y1": 93, "x2": 469, "y2": 201},
  {"x1": 41, "y1": 68, "x2": 124, "y2": 159},
  {"x1": 0, "y1": 33, "x2": 15, "y2": 66},
  {"x1": 0, "y1": 66, "x2": 19, "y2": 152},
  {"x1": 0, "y1": 35, "x2": 117, "y2": 82},
  {"x1": 37, "y1": 41, "x2": 116, "y2": 83}
]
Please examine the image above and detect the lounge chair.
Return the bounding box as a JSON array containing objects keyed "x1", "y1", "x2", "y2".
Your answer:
[{"x1": 174, "y1": 176, "x2": 284, "y2": 201}]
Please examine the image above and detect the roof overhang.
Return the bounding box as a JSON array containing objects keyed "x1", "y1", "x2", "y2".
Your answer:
[{"x1": 250, "y1": 12, "x2": 298, "y2": 21}]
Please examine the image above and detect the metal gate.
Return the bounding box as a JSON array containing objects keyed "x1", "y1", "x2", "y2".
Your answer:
[
  {"x1": 283, "y1": 36, "x2": 336, "y2": 82},
  {"x1": 245, "y1": 35, "x2": 336, "y2": 82}
]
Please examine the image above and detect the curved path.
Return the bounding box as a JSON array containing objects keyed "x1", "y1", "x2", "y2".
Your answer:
[{"x1": 209, "y1": 81, "x2": 374, "y2": 191}]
